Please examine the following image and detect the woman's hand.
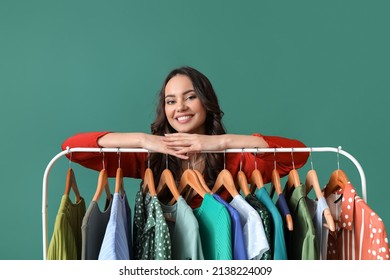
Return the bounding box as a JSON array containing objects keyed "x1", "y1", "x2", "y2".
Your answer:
[{"x1": 161, "y1": 133, "x2": 225, "y2": 158}]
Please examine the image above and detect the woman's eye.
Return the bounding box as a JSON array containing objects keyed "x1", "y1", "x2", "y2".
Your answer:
[
  {"x1": 186, "y1": 95, "x2": 197, "y2": 101},
  {"x1": 166, "y1": 99, "x2": 175, "y2": 105}
]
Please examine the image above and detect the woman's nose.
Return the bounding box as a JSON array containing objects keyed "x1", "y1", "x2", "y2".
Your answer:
[{"x1": 176, "y1": 100, "x2": 188, "y2": 112}]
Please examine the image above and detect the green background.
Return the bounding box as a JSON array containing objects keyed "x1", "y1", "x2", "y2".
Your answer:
[{"x1": 1, "y1": 0, "x2": 389, "y2": 260}]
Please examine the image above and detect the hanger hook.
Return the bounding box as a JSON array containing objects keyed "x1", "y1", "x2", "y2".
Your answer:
[
  {"x1": 273, "y1": 148, "x2": 277, "y2": 170},
  {"x1": 254, "y1": 147, "x2": 259, "y2": 170},
  {"x1": 147, "y1": 150, "x2": 150, "y2": 169},
  {"x1": 337, "y1": 146, "x2": 342, "y2": 170},
  {"x1": 100, "y1": 148, "x2": 105, "y2": 169},
  {"x1": 240, "y1": 148, "x2": 244, "y2": 171},
  {"x1": 309, "y1": 147, "x2": 314, "y2": 170},
  {"x1": 187, "y1": 153, "x2": 190, "y2": 170},
  {"x1": 166, "y1": 154, "x2": 169, "y2": 169},
  {"x1": 117, "y1": 148, "x2": 121, "y2": 168},
  {"x1": 192, "y1": 153, "x2": 197, "y2": 170},
  {"x1": 68, "y1": 151, "x2": 72, "y2": 169},
  {"x1": 224, "y1": 150, "x2": 227, "y2": 169},
  {"x1": 291, "y1": 148, "x2": 296, "y2": 169}
]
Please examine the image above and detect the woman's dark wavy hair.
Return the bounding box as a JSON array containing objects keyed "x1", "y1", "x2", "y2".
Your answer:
[{"x1": 149, "y1": 66, "x2": 226, "y2": 192}]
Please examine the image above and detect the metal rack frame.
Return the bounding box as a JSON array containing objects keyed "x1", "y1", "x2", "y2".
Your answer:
[{"x1": 42, "y1": 146, "x2": 366, "y2": 259}]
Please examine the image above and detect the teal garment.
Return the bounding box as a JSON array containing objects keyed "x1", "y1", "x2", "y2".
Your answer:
[
  {"x1": 255, "y1": 188, "x2": 287, "y2": 260},
  {"x1": 193, "y1": 193, "x2": 233, "y2": 260},
  {"x1": 284, "y1": 184, "x2": 318, "y2": 260},
  {"x1": 245, "y1": 194, "x2": 273, "y2": 260},
  {"x1": 160, "y1": 196, "x2": 204, "y2": 260},
  {"x1": 47, "y1": 195, "x2": 86, "y2": 260}
]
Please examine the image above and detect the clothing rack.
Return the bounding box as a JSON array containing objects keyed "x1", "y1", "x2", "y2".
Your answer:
[{"x1": 41, "y1": 146, "x2": 366, "y2": 260}]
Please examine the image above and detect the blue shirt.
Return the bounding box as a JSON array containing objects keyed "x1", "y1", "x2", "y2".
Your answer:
[{"x1": 213, "y1": 194, "x2": 248, "y2": 260}]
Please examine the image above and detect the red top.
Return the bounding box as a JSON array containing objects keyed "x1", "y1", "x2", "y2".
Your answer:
[{"x1": 62, "y1": 131, "x2": 309, "y2": 206}]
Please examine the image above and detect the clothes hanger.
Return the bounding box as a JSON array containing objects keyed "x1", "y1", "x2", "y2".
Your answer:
[
  {"x1": 64, "y1": 153, "x2": 81, "y2": 203},
  {"x1": 194, "y1": 169, "x2": 212, "y2": 194},
  {"x1": 142, "y1": 152, "x2": 157, "y2": 196},
  {"x1": 236, "y1": 149, "x2": 251, "y2": 196},
  {"x1": 92, "y1": 169, "x2": 111, "y2": 202},
  {"x1": 178, "y1": 168, "x2": 206, "y2": 199},
  {"x1": 64, "y1": 168, "x2": 81, "y2": 203},
  {"x1": 212, "y1": 169, "x2": 240, "y2": 198},
  {"x1": 167, "y1": 156, "x2": 207, "y2": 205},
  {"x1": 323, "y1": 169, "x2": 349, "y2": 198},
  {"x1": 323, "y1": 147, "x2": 349, "y2": 198},
  {"x1": 156, "y1": 154, "x2": 180, "y2": 203},
  {"x1": 115, "y1": 167, "x2": 125, "y2": 195},
  {"x1": 211, "y1": 151, "x2": 239, "y2": 198},
  {"x1": 305, "y1": 150, "x2": 335, "y2": 232},
  {"x1": 92, "y1": 151, "x2": 111, "y2": 202},
  {"x1": 248, "y1": 148, "x2": 265, "y2": 194},
  {"x1": 269, "y1": 149, "x2": 293, "y2": 231},
  {"x1": 189, "y1": 152, "x2": 212, "y2": 194},
  {"x1": 284, "y1": 149, "x2": 301, "y2": 199},
  {"x1": 269, "y1": 150, "x2": 283, "y2": 199},
  {"x1": 115, "y1": 150, "x2": 125, "y2": 196},
  {"x1": 142, "y1": 168, "x2": 157, "y2": 196}
]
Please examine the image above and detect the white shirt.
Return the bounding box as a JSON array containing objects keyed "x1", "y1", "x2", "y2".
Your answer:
[{"x1": 230, "y1": 195, "x2": 269, "y2": 259}]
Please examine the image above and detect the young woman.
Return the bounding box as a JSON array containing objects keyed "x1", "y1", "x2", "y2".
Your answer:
[{"x1": 62, "y1": 66, "x2": 308, "y2": 207}]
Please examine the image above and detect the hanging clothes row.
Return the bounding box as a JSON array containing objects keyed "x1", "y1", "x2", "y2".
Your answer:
[{"x1": 42, "y1": 147, "x2": 388, "y2": 261}]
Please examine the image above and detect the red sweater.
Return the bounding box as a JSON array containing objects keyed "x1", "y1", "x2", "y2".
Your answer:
[{"x1": 62, "y1": 131, "x2": 309, "y2": 182}]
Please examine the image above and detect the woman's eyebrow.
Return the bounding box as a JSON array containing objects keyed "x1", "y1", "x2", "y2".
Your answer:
[{"x1": 165, "y1": 89, "x2": 195, "y2": 98}]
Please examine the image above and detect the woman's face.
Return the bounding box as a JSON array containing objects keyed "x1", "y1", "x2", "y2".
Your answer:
[{"x1": 164, "y1": 74, "x2": 207, "y2": 134}]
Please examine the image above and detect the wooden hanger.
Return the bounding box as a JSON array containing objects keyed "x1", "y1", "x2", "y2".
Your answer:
[
  {"x1": 115, "y1": 167, "x2": 125, "y2": 196},
  {"x1": 285, "y1": 150, "x2": 301, "y2": 196},
  {"x1": 156, "y1": 168, "x2": 180, "y2": 203},
  {"x1": 269, "y1": 168, "x2": 283, "y2": 199},
  {"x1": 305, "y1": 169, "x2": 335, "y2": 231},
  {"x1": 249, "y1": 168, "x2": 264, "y2": 194},
  {"x1": 92, "y1": 169, "x2": 111, "y2": 202},
  {"x1": 236, "y1": 150, "x2": 251, "y2": 196},
  {"x1": 212, "y1": 169, "x2": 239, "y2": 198},
  {"x1": 284, "y1": 168, "x2": 301, "y2": 199},
  {"x1": 142, "y1": 167, "x2": 157, "y2": 196},
  {"x1": 323, "y1": 169, "x2": 349, "y2": 198},
  {"x1": 270, "y1": 168, "x2": 294, "y2": 231},
  {"x1": 269, "y1": 149, "x2": 283, "y2": 199},
  {"x1": 64, "y1": 168, "x2": 81, "y2": 203},
  {"x1": 237, "y1": 170, "x2": 250, "y2": 197},
  {"x1": 178, "y1": 169, "x2": 207, "y2": 198},
  {"x1": 193, "y1": 169, "x2": 212, "y2": 193},
  {"x1": 287, "y1": 169, "x2": 301, "y2": 189}
]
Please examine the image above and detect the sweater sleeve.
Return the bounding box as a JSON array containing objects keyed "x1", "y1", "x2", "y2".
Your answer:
[{"x1": 61, "y1": 132, "x2": 146, "y2": 178}]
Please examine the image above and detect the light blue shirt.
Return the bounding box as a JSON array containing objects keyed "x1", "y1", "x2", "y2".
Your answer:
[{"x1": 98, "y1": 192, "x2": 131, "y2": 260}]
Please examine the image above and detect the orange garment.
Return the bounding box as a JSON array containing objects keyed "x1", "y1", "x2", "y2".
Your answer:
[{"x1": 326, "y1": 182, "x2": 390, "y2": 260}]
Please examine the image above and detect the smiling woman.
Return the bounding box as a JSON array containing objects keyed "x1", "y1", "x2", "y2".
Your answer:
[
  {"x1": 62, "y1": 66, "x2": 309, "y2": 201},
  {"x1": 164, "y1": 75, "x2": 207, "y2": 134}
]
